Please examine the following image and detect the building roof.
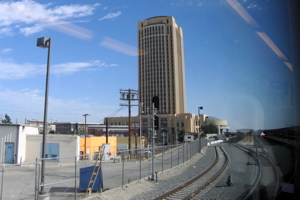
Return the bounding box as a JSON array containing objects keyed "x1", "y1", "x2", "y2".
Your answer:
[
  {"x1": 205, "y1": 116, "x2": 222, "y2": 121},
  {"x1": 146, "y1": 16, "x2": 170, "y2": 20}
]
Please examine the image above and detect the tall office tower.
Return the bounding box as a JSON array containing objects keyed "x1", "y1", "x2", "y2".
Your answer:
[{"x1": 138, "y1": 16, "x2": 186, "y2": 114}]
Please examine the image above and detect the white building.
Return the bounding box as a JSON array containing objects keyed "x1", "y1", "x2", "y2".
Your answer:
[
  {"x1": 26, "y1": 134, "x2": 80, "y2": 164},
  {"x1": 0, "y1": 124, "x2": 38, "y2": 164},
  {"x1": 0, "y1": 124, "x2": 80, "y2": 165}
]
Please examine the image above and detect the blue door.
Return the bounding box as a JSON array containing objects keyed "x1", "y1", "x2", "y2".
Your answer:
[
  {"x1": 5, "y1": 142, "x2": 15, "y2": 163},
  {"x1": 40, "y1": 143, "x2": 60, "y2": 162}
]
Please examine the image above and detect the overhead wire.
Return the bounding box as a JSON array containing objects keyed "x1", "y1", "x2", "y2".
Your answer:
[{"x1": 97, "y1": 106, "x2": 126, "y2": 123}]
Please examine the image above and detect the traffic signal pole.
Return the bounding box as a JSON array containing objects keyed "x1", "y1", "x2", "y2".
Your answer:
[
  {"x1": 150, "y1": 102, "x2": 156, "y2": 181},
  {"x1": 150, "y1": 96, "x2": 159, "y2": 181}
]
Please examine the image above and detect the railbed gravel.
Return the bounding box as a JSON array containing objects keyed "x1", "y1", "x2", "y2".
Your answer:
[
  {"x1": 196, "y1": 144, "x2": 258, "y2": 200},
  {"x1": 89, "y1": 146, "x2": 215, "y2": 200},
  {"x1": 88, "y1": 142, "x2": 259, "y2": 200}
]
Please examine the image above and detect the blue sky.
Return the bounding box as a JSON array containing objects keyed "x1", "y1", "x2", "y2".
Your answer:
[{"x1": 0, "y1": 0, "x2": 295, "y2": 131}]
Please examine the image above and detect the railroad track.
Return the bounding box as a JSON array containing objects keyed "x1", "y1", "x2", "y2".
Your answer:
[
  {"x1": 154, "y1": 146, "x2": 229, "y2": 200},
  {"x1": 234, "y1": 138, "x2": 280, "y2": 200},
  {"x1": 233, "y1": 143, "x2": 262, "y2": 199},
  {"x1": 255, "y1": 136, "x2": 280, "y2": 199}
]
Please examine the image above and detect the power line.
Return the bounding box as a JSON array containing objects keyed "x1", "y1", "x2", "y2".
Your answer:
[{"x1": 97, "y1": 106, "x2": 126, "y2": 123}]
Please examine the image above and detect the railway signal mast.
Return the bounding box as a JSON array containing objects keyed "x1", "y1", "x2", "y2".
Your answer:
[{"x1": 150, "y1": 96, "x2": 159, "y2": 181}]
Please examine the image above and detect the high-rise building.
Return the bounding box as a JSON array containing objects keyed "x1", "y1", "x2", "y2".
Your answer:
[
  {"x1": 105, "y1": 16, "x2": 229, "y2": 145},
  {"x1": 138, "y1": 16, "x2": 186, "y2": 114}
]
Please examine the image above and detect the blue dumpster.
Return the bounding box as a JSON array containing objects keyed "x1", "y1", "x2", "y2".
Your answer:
[{"x1": 79, "y1": 166, "x2": 102, "y2": 191}]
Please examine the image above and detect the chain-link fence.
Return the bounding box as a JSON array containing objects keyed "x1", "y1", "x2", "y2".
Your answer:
[{"x1": 0, "y1": 139, "x2": 207, "y2": 200}]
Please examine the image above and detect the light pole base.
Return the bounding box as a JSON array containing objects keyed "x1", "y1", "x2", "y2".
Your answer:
[{"x1": 38, "y1": 193, "x2": 50, "y2": 200}]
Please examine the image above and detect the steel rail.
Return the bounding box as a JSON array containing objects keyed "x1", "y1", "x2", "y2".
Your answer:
[
  {"x1": 154, "y1": 146, "x2": 228, "y2": 200},
  {"x1": 185, "y1": 146, "x2": 229, "y2": 200},
  {"x1": 255, "y1": 137, "x2": 280, "y2": 198},
  {"x1": 233, "y1": 144, "x2": 262, "y2": 200}
]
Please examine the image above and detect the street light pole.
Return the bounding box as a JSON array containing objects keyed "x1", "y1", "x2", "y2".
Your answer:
[
  {"x1": 198, "y1": 106, "x2": 203, "y2": 137},
  {"x1": 83, "y1": 114, "x2": 90, "y2": 157},
  {"x1": 198, "y1": 106, "x2": 203, "y2": 153},
  {"x1": 37, "y1": 37, "x2": 52, "y2": 194},
  {"x1": 150, "y1": 102, "x2": 156, "y2": 181},
  {"x1": 139, "y1": 102, "x2": 143, "y2": 149},
  {"x1": 175, "y1": 116, "x2": 178, "y2": 146}
]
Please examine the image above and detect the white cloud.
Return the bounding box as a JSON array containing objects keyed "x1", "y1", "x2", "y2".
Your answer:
[
  {"x1": 0, "y1": 87, "x2": 121, "y2": 123},
  {"x1": 20, "y1": 24, "x2": 44, "y2": 35},
  {"x1": 99, "y1": 11, "x2": 122, "y2": 21},
  {"x1": 0, "y1": 0, "x2": 99, "y2": 38},
  {"x1": 0, "y1": 27, "x2": 13, "y2": 36},
  {"x1": 1, "y1": 48, "x2": 13, "y2": 54},
  {"x1": 247, "y1": 3, "x2": 258, "y2": 9},
  {"x1": 100, "y1": 37, "x2": 137, "y2": 56},
  {"x1": 0, "y1": 59, "x2": 117, "y2": 80},
  {"x1": 171, "y1": 0, "x2": 226, "y2": 7},
  {"x1": 52, "y1": 60, "x2": 117, "y2": 74}
]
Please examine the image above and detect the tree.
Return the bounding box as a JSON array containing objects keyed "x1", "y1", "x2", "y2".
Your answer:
[
  {"x1": 178, "y1": 129, "x2": 185, "y2": 143},
  {"x1": 1, "y1": 114, "x2": 12, "y2": 124},
  {"x1": 201, "y1": 123, "x2": 218, "y2": 135}
]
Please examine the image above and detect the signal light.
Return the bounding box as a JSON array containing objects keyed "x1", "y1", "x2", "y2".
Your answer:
[
  {"x1": 154, "y1": 116, "x2": 159, "y2": 130},
  {"x1": 152, "y1": 96, "x2": 159, "y2": 110}
]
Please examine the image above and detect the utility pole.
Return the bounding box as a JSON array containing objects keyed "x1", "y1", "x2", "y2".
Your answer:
[
  {"x1": 83, "y1": 113, "x2": 90, "y2": 156},
  {"x1": 105, "y1": 118, "x2": 108, "y2": 143},
  {"x1": 120, "y1": 89, "x2": 139, "y2": 152}
]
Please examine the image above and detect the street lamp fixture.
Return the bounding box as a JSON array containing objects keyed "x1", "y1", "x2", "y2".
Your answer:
[{"x1": 37, "y1": 37, "x2": 52, "y2": 194}]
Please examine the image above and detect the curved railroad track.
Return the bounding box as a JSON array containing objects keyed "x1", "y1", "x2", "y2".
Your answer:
[
  {"x1": 233, "y1": 143, "x2": 262, "y2": 199},
  {"x1": 234, "y1": 138, "x2": 280, "y2": 200},
  {"x1": 154, "y1": 146, "x2": 229, "y2": 200},
  {"x1": 254, "y1": 136, "x2": 281, "y2": 199}
]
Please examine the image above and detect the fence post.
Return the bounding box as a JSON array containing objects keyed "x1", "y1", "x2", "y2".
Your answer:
[
  {"x1": 162, "y1": 147, "x2": 164, "y2": 173},
  {"x1": 187, "y1": 143, "x2": 189, "y2": 161},
  {"x1": 193, "y1": 141, "x2": 196, "y2": 156},
  {"x1": 191, "y1": 142, "x2": 193, "y2": 158},
  {"x1": 183, "y1": 143, "x2": 185, "y2": 163},
  {"x1": 35, "y1": 159, "x2": 39, "y2": 200},
  {"x1": 177, "y1": 145, "x2": 179, "y2": 166},
  {"x1": 171, "y1": 147, "x2": 173, "y2": 169},
  {"x1": 0, "y1": 165, "x2": 4, "y2": 200},
  {"x1": 122, "y1": 152, "x2": 125, "y2": 188},
  {"x1": 75, "y1": 156, "x2": 77, "y2": 200},
  {"x1": 139, "y1": 149, "x2": 142, "y2": 180},
  {"x1": 190, "y1": 143, "x2": 192, "y2": 160}
]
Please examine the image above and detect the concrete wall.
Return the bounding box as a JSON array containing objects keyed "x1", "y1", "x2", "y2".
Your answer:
[
  {"x1": 17, "y1": 126, "x2": 39, "y2": 164},
  {"x1": 116, "y1": 137, "x2": 143, "y2": 149},
  {"x1": 80, "y1": 136, "x2": 118, "y2": 159},
  {"x1": 26, "y1": 134, "x2": 80, "y2": 164},
  {"x1": 0, "y1": 125, "x2": 18, "y2": 163},
  {"x1": 0, "y1": 124, "x2": 38, "y2": 164}
]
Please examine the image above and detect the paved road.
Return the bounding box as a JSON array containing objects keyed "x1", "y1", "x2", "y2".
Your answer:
[{"x1": 1, "y1": 143, "x2": 199, "y2": 200}]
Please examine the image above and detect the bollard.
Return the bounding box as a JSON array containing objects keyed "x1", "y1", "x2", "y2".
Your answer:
[
  {"x1": 226, "y1": 175, "x2": 233, "y2": 186},
  {"x1": 155, "y1": 171, "x2": 158, "y2": 182}
]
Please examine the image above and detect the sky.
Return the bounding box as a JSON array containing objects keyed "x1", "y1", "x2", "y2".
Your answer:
[{"x1": 0, "y1": 0, "x2": 297, "y2": 131}]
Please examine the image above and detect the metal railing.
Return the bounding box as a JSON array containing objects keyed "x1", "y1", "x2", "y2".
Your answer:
[{"x1": 0, "y1": 139, "x2": 207, "y2": 200}]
